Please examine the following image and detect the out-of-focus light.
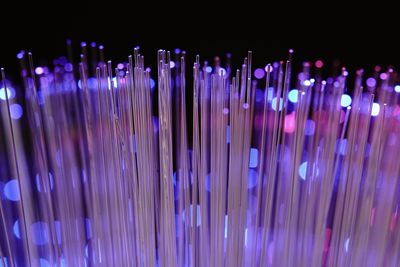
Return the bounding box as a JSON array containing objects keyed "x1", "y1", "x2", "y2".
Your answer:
[
  {"x1": 10, "y1": 104, "x2": 23, "y2": 119},
  {"x1": 305, "y1": 119, "x2": 315, "y2": 136},
  {"x1": 206, "y1": 66, "x2": 212, "y2": 73},
  {"x1": 117, "y1": 63, "x2": 124, "y2": 70},
  {"x1": 254, "y1": 68, "x2": 265, "y2": 79},
  {"x1": 248, "y1": 169, "x2": 257, "y2": 189},
  {"x1": 4, "y1": 179, "x2": 20, "y2": 201},
  {"x1": 31, "y1": 222, "x2": 49, "y2": 245},
  {"x1": 299, "y1": 162, "x2": 308, "y2": 180},
  {"x1": 265, "y1": 65, "x2": 273, "y2": 73},
  {"x1": 64, "y1": 63, "x2": 73, "y2": 72},
  {"x1": 174, "y1": 48, "x2": 181, "y2": 54},
  {"x1": 315, "y1": 60, "x2": 324, "y2": 68},
  {"x1": 0, "y1": 87, "x2": 14, "y2": 100},
  {"x1": 394, "y1": 85, "x2": 400, "y2": 93},
  {"x1": 345, "y1": 238, "x2": 350, "y2": 252},
  {"x1": 284, "y1": 113, "x2": 296, "y2": 133},
  {"x1": 366, "y1": 77, "x2": 376, "y2": 87},
  {"x1": 17, "y1": 52, "x2": 24, "y2": 59},
  {"x1": 303, "y1": 80, "x2": 311, "y2": 86},
  {"x1": 371, "y1": 103, "x2": 380, "y2": 116},
  {"x1": 249, "y1": 148, "x2": 258, "y2": 168},
  {"x1": 150, "y1": 78, "x2": 155, "y2": 89},
  {"x1": 380, "y1": 73, "x2": 388, "y2": 80},
  {"x1": 271, "y1": 97, "x2": 283, "y2": 111},
  {"x1": 39, "y1": 258, "x2": 50, "y2": 267},
  {"x1": 13, "y1": 220, "x2": 20, "y2": 238},
  {"x1": 341, "y1": 94, "x2": 352, "y2": 107},
  {"x1": 35, "y1": 67, "x2": 44, "y2": 75},
  {"x1": 224, "y1": 215, "x2": 228, "y2": 238},
  {"x1": 219, "y1": 67, "x2": 226, "y2": 76},
  {"x1": 170, "y1": 61, "x2": 175, "y2": 68},
  {"x1": 288, "y1": 89, "x2": 298, "y2": 103}
]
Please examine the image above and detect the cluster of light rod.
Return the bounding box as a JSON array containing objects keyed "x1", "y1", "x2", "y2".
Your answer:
[{"x1": 0, "y1": 45, "x2": 400, "y2": 267}]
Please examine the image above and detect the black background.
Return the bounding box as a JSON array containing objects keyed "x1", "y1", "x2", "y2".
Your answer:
[{"x1": 1, "y1": 1, "x2": 398, "y2": 79}]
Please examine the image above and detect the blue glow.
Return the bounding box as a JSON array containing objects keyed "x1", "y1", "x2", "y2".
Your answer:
[
  {"x1": 248, "y1": 169, "x2": 257, "y2": 189},
  {"x1": 345, "y1": 237, "x2": 350, "y2": 252},
  {"x1": 0, "y1": 257, "x2": 8, "y2": 267},
  {"x1": 39, "y1": 258, "x2": 50, "y2": 267},
  {"x1": 271, "y1": 97, "x2": 283, "y2": 111},
  {"x1": 249, "y1": 148, "x2": 258, "y2": 168},
  {"x1": 150, "y1": 79, "x2": 155, "y2": 89},
  {"x1": 10, "y1": 104, "x2": 23, "y2": 119},
  {"x1": 371, "y1": 103, "x2": 380, "y2": 116},
  {"x1": 206, "y1": 66, "x2": 212, "y2": 73},
  {"x1": 341, "y1": 94, "x2": 352, "y2": 107},
  {"x1": 267, "y1": 87, "x2": 274, "y2": 102},
  {"x1": 395, "y1": 85, "x2": 400, "y2": 93},
  {"x1": 336, "y1": 139, "x2": 348, "y2": 155},
  {"x1": 85, "y1": 218, "x2": 92, "y2": 240},
  {"x1": 227, "y1": 126, "x2": 230, "y2": 143},
  {"x1": 298, "y1": 162, "x2": 308, "y2": 180},
  {"x1": 54, "y1": 220, "x2": 61, "y2": 244},
  {"x1": 288, "y1": 89, "x2": 298, "y2": 103},
  {"x1": 13, "y1": 220, "x2": 21, "y2": 239},
  {"x1": 17, "y1": 52, "x2": 24, "y2": 59},
  {"x1": 205, "y1": 173, "x2": 211, "y2": 192},
  {"x1": 304, "y1": 120, "x2": 315, "y2": 136},
  {"x1": 0, "y1": 87, "x2": 14, "y2": 100},
  {"x1": 4, "y1": 179, "x2": 20, "y2": 201},
  {"x1": 35, "y1": 173, "x2": 54, "y2": 192},
  {"x1": 31, "y1": 222, "x2": 49, "y2": 245}
]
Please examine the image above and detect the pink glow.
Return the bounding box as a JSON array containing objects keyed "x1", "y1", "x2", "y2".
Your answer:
[{"x1": 315, "y1": 60, "x2": 323, "y2": 68}]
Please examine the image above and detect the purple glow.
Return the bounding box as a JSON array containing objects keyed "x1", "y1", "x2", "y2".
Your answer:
[
  {"x1": 170, "y1": 61, "x2": 175, "y2": 68},
  {"x1": 380, "y1": 73, "x2": 388, "y2": 80},
  {"x1": 304, "y1": 119, "x2": 315, "y2": 136},
  {"x1": 31, "y1": 221, "x2": 49, "y2": 245},
  {"x1": 117, "y1": 63, "x2": 124, "y2": 70},
  {"x1": 174, "y1": 48, "x2": 181, "y2": 54},
  {"x1": 254, "y1": 68, "x2": 265, "y2": 79},
  {"x1": 366, "y1": 78, "x2": 376, "y2": 87},
  {"x1": 16, "y1": 52, "x2": 24, "y2": 59},
  {"x1": 4, "y1": 179, "x2": 20, "y2": 201}
]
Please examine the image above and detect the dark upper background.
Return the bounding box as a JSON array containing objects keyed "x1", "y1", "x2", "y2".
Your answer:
[{"x1": 1, "y1": 1, "x2": 398, "y2": 79}]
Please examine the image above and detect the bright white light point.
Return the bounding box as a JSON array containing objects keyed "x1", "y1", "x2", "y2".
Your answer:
[
  {"x1": 4, "y1": 179, "x2": 20, "y2": 201},
  {"x1": 271, "y1": 97, "x2": 283, "y2": 111},
  {"x1": 303, "y1": 80, "x2": 311, "y2": 86},
  {"x1": 219, "y1": 68, "x2": 226, "y2": 76},
  {"x1": 341, "y1": 94, "x2": 352, "y2": 107},
  {"x1": 371, "y1": 103, "x2": 380, "y2": 116},
  {"x1": 249, "y1": 148, "x2": 258, "y2": 168},
  {"x1": 298, "y1": 162, "x2": 308, "y2": 180},
  {"x1": 206, "y1": 66, "x2": 212, "y2": 73},
  {"x1": 0, "y1": 87, "x2": 14, "y2": 100},
  {"x1": 310, "y1": 78, "x2": 315, "y2": 83},
  {"x1": 288, "y1": 89, "x2": 298, "y2": 103},
  {"x1": 344, "y1": 238, "x2": 350, "y2": 252},
  {"x1": 224, "y1": 215, "x2": 228, "y2": 238},
  {"x1": 10, "y1": 104, "x2": 23, "y2": 119},
  {"x1": 395, "y1": 85, "x2": 400, "y2": 93},
  {"x1": 35, "y1": 67, "x2": 44, "y2": 75},
  {"x1": 264, "y1": 65, "x2": 273, "y2": 72},
  {"x1": 170, "y1": 61, "x2": 175, "y2": 68}
]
